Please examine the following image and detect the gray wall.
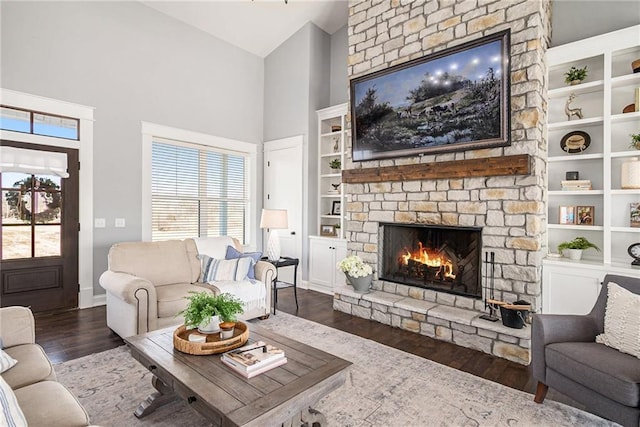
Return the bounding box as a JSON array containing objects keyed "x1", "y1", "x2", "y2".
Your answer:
[
  {"x1": 330, "y1": 25, "x2": 349, "y2": 106},
  {"x1": 1, "y1": 1, "x2": 264, "y2": 294},
  {"x1": 552, "y1": 1, "x2": 640, "y2": 46},
  {"x1": 263, "y1": 22, "x2": 331, "y2": 280}
]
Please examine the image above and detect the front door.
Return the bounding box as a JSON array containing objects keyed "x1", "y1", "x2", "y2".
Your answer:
[{"x1": 0, "y1": 141, "x2": 79, "y2": 312}]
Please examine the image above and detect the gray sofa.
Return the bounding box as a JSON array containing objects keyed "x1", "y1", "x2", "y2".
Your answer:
[
  {"x1": 532, "y1": 274, "x2": 640, "y2": 427},
  {"x1": 0, "y1": 306, "x2": 90, "y2": 426}
]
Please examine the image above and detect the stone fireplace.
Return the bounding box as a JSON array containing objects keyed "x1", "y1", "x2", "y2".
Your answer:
[
  {"x1": 380, "y1": 223, "x2": 481, "y2": 299},
  {"x1": 332, "y1": 0, "x2": 551, "y2": 365}
]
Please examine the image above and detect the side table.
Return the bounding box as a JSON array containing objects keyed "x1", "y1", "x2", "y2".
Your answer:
[{"x1": 262, "y1": 256, "x2": 299, "y2": 314}]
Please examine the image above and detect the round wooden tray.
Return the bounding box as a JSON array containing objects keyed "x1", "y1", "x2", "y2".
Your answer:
[{"x1": 173, "y1": 321, "x2": 249, "y2": 355}]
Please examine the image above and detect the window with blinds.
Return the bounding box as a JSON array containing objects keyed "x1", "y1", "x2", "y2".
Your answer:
[{"x1": 151, "y1": 140, "x2": 248, "y2": 243}]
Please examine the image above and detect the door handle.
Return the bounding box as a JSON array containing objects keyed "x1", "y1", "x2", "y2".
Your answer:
[{"x1": 290, "y1": 231, "x2": 296, "y2": 235}]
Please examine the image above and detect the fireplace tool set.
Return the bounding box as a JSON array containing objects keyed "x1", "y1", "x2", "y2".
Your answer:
[{"x1": 480, "y1": 251, "x2": 531, "y2": 327}]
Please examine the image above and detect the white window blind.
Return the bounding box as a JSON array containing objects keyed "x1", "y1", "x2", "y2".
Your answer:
[{"x1": 151, "y1": 140, "x2": 248, "y2": 243}]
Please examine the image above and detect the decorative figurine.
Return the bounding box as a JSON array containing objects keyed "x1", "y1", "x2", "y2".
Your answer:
[{"x1": 565, "y1": 92, "x2": 583, "y2": 121}]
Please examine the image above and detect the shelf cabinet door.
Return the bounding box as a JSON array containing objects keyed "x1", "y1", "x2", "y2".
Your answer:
[
  {"x1": 542, "y1": 264, "x2": 603, "y2": 314},
  {"x1": 309, "y1": 237, "x2": 347, "y2": 292}
]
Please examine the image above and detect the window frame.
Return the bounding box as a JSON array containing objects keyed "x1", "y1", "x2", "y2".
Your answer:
[{"x1": 141, "y1": 122, "x2": 257, "y2": 249}]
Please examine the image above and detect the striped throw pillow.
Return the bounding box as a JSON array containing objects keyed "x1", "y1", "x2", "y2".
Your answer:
[
  {"x1": 0, "y1": 349, "x2": 17, "y2": 373},
  {"x1": 0, "y1": 375, "x2": 27, "y2": 427},
  {"x1": 596, "y1": 282, "x2": 640, "y2": 359},
  {"x1": 200, "y1": 255, "x2": 254, "y2": 283}
]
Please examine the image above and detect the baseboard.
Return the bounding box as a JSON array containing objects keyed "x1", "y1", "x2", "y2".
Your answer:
[
  {"x1": 305, "y1": 282, "x2": 334, "y2": 296},
  {"x1": 93, "y1": 293, "x2": 106, "y2": 307}
]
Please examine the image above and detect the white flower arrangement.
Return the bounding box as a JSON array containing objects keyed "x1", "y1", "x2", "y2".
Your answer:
[{"x1": 337, "y1": 255, "x2": 373, "y2": 278}]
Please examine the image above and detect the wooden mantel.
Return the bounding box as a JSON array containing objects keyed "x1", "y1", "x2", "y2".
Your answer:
[{"x1": 342, "y1": 154, "x2": 530, "y2": 184}]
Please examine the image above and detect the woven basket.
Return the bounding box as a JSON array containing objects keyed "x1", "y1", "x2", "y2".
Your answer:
[{"x1": 173, "y1": 321, "x2": 249, "y2": 355}]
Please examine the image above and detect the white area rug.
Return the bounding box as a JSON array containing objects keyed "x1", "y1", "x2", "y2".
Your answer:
[{"x1": 55, "y1": 313, "x2": 616, "y2": 426}]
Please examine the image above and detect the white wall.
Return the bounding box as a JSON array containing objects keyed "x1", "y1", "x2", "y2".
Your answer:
[{"x1": 1, "y1": 1, "x2": 264, "y2": 294}]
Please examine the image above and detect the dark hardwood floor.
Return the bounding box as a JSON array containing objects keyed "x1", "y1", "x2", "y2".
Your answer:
[{"x1": 33, "y1": 287, "x2": 579, "y2": 409}]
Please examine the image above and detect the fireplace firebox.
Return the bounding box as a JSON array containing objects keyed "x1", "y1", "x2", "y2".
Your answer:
[{"x1": 379, "y1": 223, "x2": 482, "y2": 299}]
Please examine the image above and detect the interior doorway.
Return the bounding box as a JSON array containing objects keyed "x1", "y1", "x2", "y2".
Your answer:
[{"x1": 263, "y1": 136, "x2": 303, "y2": 284}]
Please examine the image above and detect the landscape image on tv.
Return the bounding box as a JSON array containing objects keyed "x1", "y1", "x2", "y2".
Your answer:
[{"x1": 351, "y1": 34, "x2": 508, "y2": 161}]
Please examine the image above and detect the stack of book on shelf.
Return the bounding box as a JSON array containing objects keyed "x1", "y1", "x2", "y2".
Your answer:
[
  {"x1": 221, "y1": 341, "x2": 287, "y2": 378},
  {"x1": 561, "y1": 180, "x2": 592, "y2": 190}
]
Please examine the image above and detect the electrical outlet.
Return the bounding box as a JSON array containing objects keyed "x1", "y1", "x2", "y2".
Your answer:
[
  {"x1": 115, "y1": 218, "x2": 126, "y2": 228},
  {"x1": 94, "y1": 218, "x2": 106, "y2": 228}
]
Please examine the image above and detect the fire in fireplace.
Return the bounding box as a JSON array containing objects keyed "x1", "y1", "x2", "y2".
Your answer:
[{"x1": 379, "y1": 223, "x2": 482, "y2": 299}]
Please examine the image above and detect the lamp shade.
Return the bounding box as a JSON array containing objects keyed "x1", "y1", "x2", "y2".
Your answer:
[{"x1": 260, "y1": 209, "x2": 288, "y2": 229}]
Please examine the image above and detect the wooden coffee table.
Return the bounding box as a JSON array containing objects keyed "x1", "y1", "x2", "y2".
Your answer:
[{"x1": 124, "y1": 323, "x2": 351, "y2": 426}]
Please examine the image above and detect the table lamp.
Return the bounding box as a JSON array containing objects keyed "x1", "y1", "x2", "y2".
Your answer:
[{"x1": 260, "y1": 209, "x2": 288, "y2": 261}]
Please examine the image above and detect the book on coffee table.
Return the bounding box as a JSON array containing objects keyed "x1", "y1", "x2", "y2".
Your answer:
[{"x1": 221, "y1": 341, "x2": 287, "y2": 378}]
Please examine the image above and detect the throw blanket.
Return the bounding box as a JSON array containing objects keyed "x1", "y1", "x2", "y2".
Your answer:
[{"x1": 208, "y1": 279, "x2": 266, "y2": 313}]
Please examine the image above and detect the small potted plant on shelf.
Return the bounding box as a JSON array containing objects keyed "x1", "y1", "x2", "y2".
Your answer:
[
  {"x1": 630, "y1": 132, "x2": 640, "y2": 150},
  {"x1": 180, "y1": 291, "x2": 221, "y2": 333},
  {"x1": 564, "y1": 66, "x2": 588, "y2": 85},
  {"x1": 216, "y1": 293, "x2": 244, "y2": 338},
  {"x1": 329, "y1": 158, "x2": 341, "y2": 170},
  {"x1": 557, "y1": 236, "x2": 600, "y2": 260},
  {"x1": 337, "y1": 255, "x2": 373, "y2": 294}
]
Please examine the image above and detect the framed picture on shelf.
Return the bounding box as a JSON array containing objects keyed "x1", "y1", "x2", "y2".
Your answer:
[
  {"x1": 576, "y1": 206, "x2": 594, "y2": 225},
  {"x1": 631, "y1": 202, "x2": 640, "y2": 228},
  {"x1": 320, "y1": 225, "x2": 337, "y2": 237},
  {"x1": 559, "y1": 206, "x2": 576, "y2": 225},
  {"x1": 331, "y1": 200, "x2": 341, "y2": 216},
  {"x1": 350, "y1": 30, "x2": 510, "y2": 161}
]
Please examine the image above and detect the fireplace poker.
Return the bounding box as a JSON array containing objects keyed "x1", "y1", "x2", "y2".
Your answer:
[{"x1": 480, "y1": 251, "x2": 499, "y2": 322}]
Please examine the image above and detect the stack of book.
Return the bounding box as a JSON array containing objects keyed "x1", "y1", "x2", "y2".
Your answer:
[
  {"x1": 221, "y1": 341, "x2": 287, "y2": 378},
  {"x1": 561, "y1": 180, "x2": 592, "y2": 190}
]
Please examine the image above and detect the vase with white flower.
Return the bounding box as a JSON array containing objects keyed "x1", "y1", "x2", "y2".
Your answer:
[{"x1": 337, "y1": 255, "x2": 373, "y2": 294}]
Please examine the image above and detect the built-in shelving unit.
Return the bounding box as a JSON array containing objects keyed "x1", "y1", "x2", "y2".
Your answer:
[
  {"x1": 543, "y1": 25, "x2": 640, "y2": 314},
  {"x1": 315, "y1": 103, "x2": 347, "y2": 239},
  {"x1": 307, "y1": 104, "x2": 348, "y2": 295}
]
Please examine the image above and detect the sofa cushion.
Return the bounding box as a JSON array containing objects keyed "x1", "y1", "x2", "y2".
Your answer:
[
  {"x1": 546, "y1": 341, "x2": 640, "y2": 407},
  {"x1": 14, "y1": 380, "x2": 90, "y2": 427},
  {"x1": 0, "y1": 348, "x2": 17, "y2": 373},
  {"x1": 156, "y1": 283, "x2": 215, "y2": 319},
  {"x1": 3, "y1": 344, "x2": 55, "y2": 389},
  {"x1": 200, "y1": 255, "x2": 254, "y2": 282},
  {"x1": 108, "y1": 240, "x2": 196, "y2": 286},
  {"x1": 225, "y1": 245, "x2": 261, "y2": 280},
  {"x1": 0, "y1": 375, "x2": 27, "y2": 427},
  {"x1": 194, "y1": 236, "x2": 236, "y2": 260},
  {"x1": 596, "y1": 281, "x2": 640, "y2": 359}
]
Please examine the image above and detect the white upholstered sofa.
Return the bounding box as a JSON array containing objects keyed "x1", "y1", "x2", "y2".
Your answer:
[{"x1": 99, "y1": 236, "x2": 276, "y2": 338}]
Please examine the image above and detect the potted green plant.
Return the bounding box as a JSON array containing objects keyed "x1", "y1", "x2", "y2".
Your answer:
[
  {"x1": 630, "y1": 132, "x2": 640, "y2": 150},
  {"x1": 180, "y1": 291, "x2": 221, "y2": 333},
  {"x1": 216, "y1": 293, "x2": 244, "y2": 338},
  {"x1": 557, "y1": 236, "x2": 600, "y2": 260},
  {"x1": 329, "y1": 158, "x2": 341, "y2": 170},
  {"x1": 564, "y1": 66, "x2": 588, "y2": 85},
  {"x1": 337, "y1": 255, "x2": 373, "y2": 294}
]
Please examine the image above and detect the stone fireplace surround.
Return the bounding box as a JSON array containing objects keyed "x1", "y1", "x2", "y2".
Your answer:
[{"x1": 336, "y1": 0, "x2": 551, "y2": 365}]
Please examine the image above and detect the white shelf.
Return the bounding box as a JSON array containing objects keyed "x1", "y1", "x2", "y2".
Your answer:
[
  {"x1": 548, "y1": 117, "x2": 604, "y2": 129},
  {"x1": 320, "y1": 130, "x2": 342, "y2": 138},
  {"x1": 547, "y1": 224, "x2": 604, "y2": 231},
  {"x1": 611, "y1": 151, "x2": 640, "y2": 158},
  {"x1": 321, "y1": 194, "x2": 341, "y2": 198},
  {"x1": 611, "y1": 73, "x2": 640, "y2": 88},
  {"x1": 548, "y1": 190, "x2": 604, "y2": 196},
  {"x1": 548, "y1": 80, "x2": 604, "y2": 98},
  {"x1": 320, "y1": 173, "x2": 341, "y2": 178},
  {"x1": 548, "y1": 153, "x2": 604, "y2": 162},
  {"x1": 611, "y1": 111, "x2": 640, "y2": 123},
  {"x1": 611, "y1": 189, "x2": 640, "y2": 195},
  {"x1": 320, "y1": 152, "x2": 341, "y2": 158},
  {"x1": 612, "y1": 227, "x2": 640, "y2": 233},
  {"x1": 320, "y1": 214, "x2": 342, "y2": 219}
]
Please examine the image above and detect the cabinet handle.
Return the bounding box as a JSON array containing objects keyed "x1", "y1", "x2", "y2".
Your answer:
[
  {"x1": 187, "y1": 396, "x2": 197, "y2": 404},
  {"x1": 148, "y1": 365, "x2": 157, "y2": 371}
]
